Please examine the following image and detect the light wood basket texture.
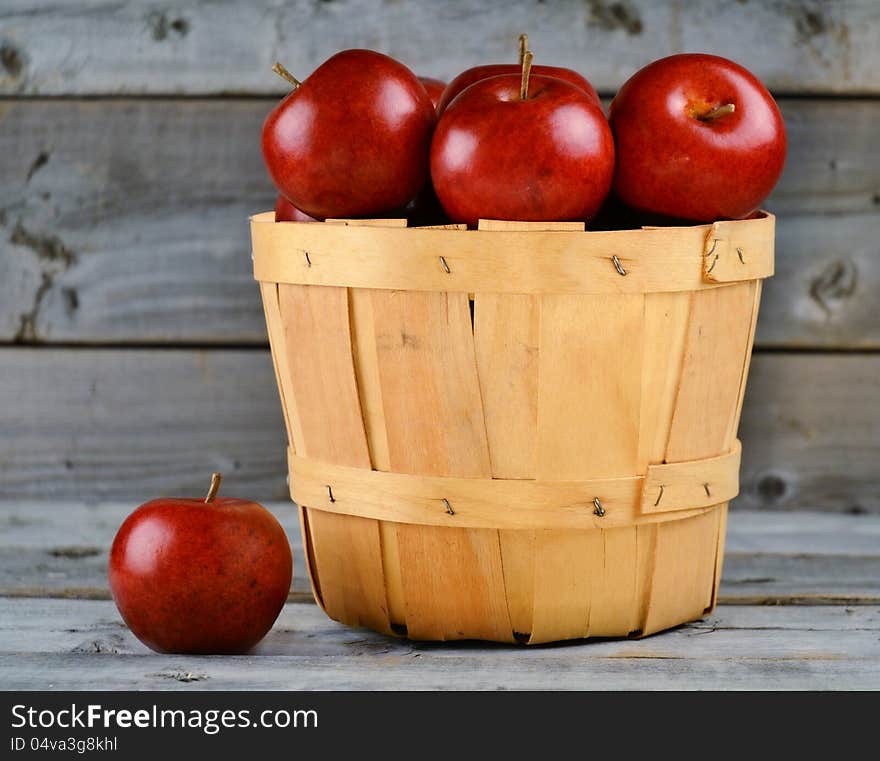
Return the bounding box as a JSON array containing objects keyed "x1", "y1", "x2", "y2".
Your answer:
[{"x1": 252, "y1": 211, "x2": 774, "y2": 644}]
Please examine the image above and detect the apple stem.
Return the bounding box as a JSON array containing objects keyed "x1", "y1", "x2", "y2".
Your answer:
[
  {"x1": 520, "y1": 50, "x2": 533, "y2": 100},
  {"x1": 518, "y1": 34, "x2": 529, "y2": 66},
  {"x1": 272, "y1": 62, "x2": 302, "y2": 90},
  {"x1": 698, "y1": 103, "x2": 736, "y2": 122},
  {"x1": 204, "y1": 472, "x2": 222, "y2": 503}
]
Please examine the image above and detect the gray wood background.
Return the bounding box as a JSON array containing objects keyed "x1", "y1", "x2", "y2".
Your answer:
[
  {"x1": 1, "y1": 0, "x2": 878, "y2": 510},
  {"x1": 3, "y1": 504, "x2": 878, "y2": 689}
]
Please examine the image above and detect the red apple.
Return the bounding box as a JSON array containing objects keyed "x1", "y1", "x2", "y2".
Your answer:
[
  {"x1": 274, "y1": 194, "x2": 317, "y2": 222},
  {"x1": 609, "y1": 53, "x2": 786, "y2": 222},
  {"x1": 431, "y1": 56, "x2": 614, "y2": 227},
  {"x1": 419, "y1": 77, "x2": 447, "y2": 111},
  {"x1": 262, "y1": 50, "x2": 435, "y2": 220},
  {"x1": 109, "y1": 473, "x2": 292, "y2": 654},
  {"x1": 437, "y1": 64, "x2": 600, "y2": 114}
]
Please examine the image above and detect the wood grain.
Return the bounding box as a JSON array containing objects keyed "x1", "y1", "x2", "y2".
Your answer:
[
  {"x1": 2, "y1": 1, "x2": 878, "y2": 95},
  {"x1": 527, "y1": 292, "x2": 645, "y2": 641},
  {"x1": 0, "y1": 99, "x2": 273, "y2": 344},
  {"x1": 253, "y1": 211, "x2": 774, "y2": 294},
  {"x1": 275, "y1": 284, "x2": 390, "y2": 633},
  {"x1": 289, "y1": 450, "x2": 725, "y2": 531},
  {"x1": 348, "y1": 288, "x2": 404, "y2": 625},
  {"x1": 644, "y1": 281, "x2": 761, "y2": 631},
  {"x1": 0, "y1": 99, "x2": 878, "y2": 347},
  {"x1": 3, "y1": 502, "x2": 879, "y2": 604},
  {"x1": 737, "y1": 353, "x2": 880, "y2": 513},
  {"x1": 0, "y1": 500, "x2": 310, "y2": 601},
  {"x1": 641, "y1": 509, "x2": 720, "y2": 634},
  {"x1": 1, "y1": 349, "x2": 878, "y2": 511},
  {"x1": 537, "y1": 294, "x2": 644, "y2": 479},
  {"x1": 474, "y1": 294, "x2": 539, "y2": 479},
  {"x1": 473, "y1": 292, "x2": 539, "y2": 636},
  {"x1": 757, "y1": 214, "x2": 880, "y2": 349},
  {"x1": 1, "y1": 599, "x2": 878, "y2": 690},
  {"x1": 0, "y1": 347, "x2": 288, "y2": 500},
  {"x1": 369, "y1": 290, "x2": 511, "y2": 641},
  {"x1": 665, "y1": 283, "x2": 759, "y2": 463}
]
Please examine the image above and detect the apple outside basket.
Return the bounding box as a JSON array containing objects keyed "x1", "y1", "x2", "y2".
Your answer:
[{"x1": 251, "y1": 212, "x2": 774, "y2": 644}]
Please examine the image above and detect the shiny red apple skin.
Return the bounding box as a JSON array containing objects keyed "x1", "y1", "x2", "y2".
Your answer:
[
  {"x1": 274, "y1": 194, "x2": 317, "y2": 222},
  {"x1": 109, "y1": 496, "x2": 292, "y2": 654},
  {"x1": 431, "y1": 75, "x2": 614, "y2": 227},
  {"x1": 262, "y1": 49, "x2": 435, "y2": 220},
  {"x1": 418, "y1": 77, "x2": 447, "y2": 111},
  {"x1": 437, "y1": 64, "x2": 601, "y2": 114},
  {"x1": 609, "y1": 53, "x2": 786, "y2": 222}
]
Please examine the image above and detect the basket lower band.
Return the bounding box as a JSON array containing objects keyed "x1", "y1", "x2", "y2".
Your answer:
[{"x1": 288, "y1": 440, "x2": 740, "y2": 530}]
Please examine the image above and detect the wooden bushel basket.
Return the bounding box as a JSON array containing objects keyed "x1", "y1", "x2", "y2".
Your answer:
[{"x1": 252, "y1": 212, "x2": 774, "y2": 644}]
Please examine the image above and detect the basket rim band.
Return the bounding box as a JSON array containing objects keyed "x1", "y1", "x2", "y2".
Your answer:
[
  {"x1": 288, "y1": 440, "x2": 741, "y2": 531},
  {"x1": 251, "y1": 212, "x2": 774, "y2": 294}
]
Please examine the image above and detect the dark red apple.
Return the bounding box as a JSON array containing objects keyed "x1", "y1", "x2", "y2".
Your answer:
[
  {"x1": 274, "y1": 194, "x2": 317, "y2": 222},
  {"x1": 609, "y1": 53, "x2": 786, "y2": 222},
  {"x1": 437, "y1": 65, "x2": 600, "y2": 114},
  {"x1": 419, "y1": 77, "x2": 447, "y2": 111},
  {"x1": 431, "y1": 55, "x2": 614, "y2": 227},
  {"x1": 262, "y1": 50, "x2": 435, "y2": 220},
  {"x1": 109, "y1": 473, "x2": 292, "y2": 654}
]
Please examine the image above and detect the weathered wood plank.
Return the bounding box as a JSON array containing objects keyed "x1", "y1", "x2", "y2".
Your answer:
[
  {"x1": 770, "y1": 100, "x2": 880, "y2": 216},
  {"x1": 0, "y1": 100, "x2": 274, "y2": 344},
  {"x1": 0, "y1": 600, "x2": 877, "y2": 690},
  {"x1": 1, "y1": 1, "x2": 878, "y2": 95},
  {"x1": 0, "y1": 99, "x2": 878, "y2": 346},
  {"x1": 725, "y1": 510, "x2": 880, "y2": 555},
  {"x1": 721, "y1": 553, "x2": 880, "y2": 605},
  {"x1": 756, "y1": 213, "x2": 880, "y2": 349},
  {"x1": 7, "y1": 545, "x2": 874, "y2": 605},
  {"x1": 3, "y1": 599, "x2": 878, "y2": 655},
  {"x1": 3, "y1": 651, "x2": 872, "y2": 690},
  {"x1": 0, "y1": 500, "x2": 310, "y2": 600},
  {"x1": 0, "y1": 348, "x2": 288, "y2": 500},
  {"x1": 2, "y1": 501, "x2": 879, "y2": 603},
  {"x1": 1, "y1": 349, "x2": 879, "y2": 511},
  {"x1": 737, "y1": 354, "x2": 880, "y2": 512}
]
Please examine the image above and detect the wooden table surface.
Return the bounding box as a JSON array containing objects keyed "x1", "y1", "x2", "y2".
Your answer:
[{"x1": 1, "y1": 502, "x2": 878, "y2": 690}]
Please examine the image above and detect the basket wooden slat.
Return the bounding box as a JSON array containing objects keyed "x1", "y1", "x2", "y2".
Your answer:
[
  {"x1": 474, "y1": 289, "x2": 539, "y2": 638},
  {"x1": 347, "y1": 288, "x2": 404, "y2": 626},
  {"x1": 276, "y1": 283, "x2": 391, "y2": 635},
  {"x1": 253, "y1": 212, "x2": 774, "y2": 644},
  {"x1": 666, "y1": 281, "x2": 760, "y2": 463},
  {"x1": 370, "y1": 289, "x2": 510, "y2": 641}
]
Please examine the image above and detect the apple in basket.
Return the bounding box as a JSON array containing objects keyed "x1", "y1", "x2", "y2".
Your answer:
[
  {"x1": 275, "y1": 194, "x2": 317, "y2": 222},
  {"x1": 431, "y1": 52, "x2": 614, "y2": 227},
  {"x1": 262, "y1": 50, "x2": 435, "y2": 220},
  {"x1": 109, "y1": 473, "x2": 292, "y2": 654},
  {"x1": 609, "y1": 53, "x2": 786, "y2": 222},
  {"x1": 419, "y1": 77, "x2": 447, "y2": 111},
  {"x1": 436, "y1": 34, "x2": 601, "y2": 114}
]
